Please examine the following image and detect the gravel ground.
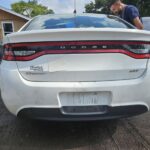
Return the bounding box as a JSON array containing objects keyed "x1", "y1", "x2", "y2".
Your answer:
[{"x1": 0, "y1": 97, "x2": 150, "y2": 150}]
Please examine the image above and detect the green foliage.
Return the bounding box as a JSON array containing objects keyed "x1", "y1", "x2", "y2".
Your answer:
[
  {"x1": 11, "y1": 0, "x2": 54, "y2": 18},
  {"x1": 85, "y1": 0, "x2": 150, "y2": 16},
  {"x1": 85, "y1": 0, "x2": 109, "y2": 14}
]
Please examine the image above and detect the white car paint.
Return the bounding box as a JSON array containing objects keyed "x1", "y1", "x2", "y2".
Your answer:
[{"x1": 1, "y1": 14, "x2": 150, "y2": 120}]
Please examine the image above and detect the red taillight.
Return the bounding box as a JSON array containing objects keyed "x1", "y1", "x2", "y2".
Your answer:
[
  {"x1": 3, "y1": 45, "x2": 15, "y2": 61},
  {"x1": 3, "y1": 41, "x2": 150, "y2": 61},
  {"x1": 3, "y1": 50, "x2": 14, "y2": 61},
  {"x1": 3, "y1": 44, "x2": 37, "y2": 61}
]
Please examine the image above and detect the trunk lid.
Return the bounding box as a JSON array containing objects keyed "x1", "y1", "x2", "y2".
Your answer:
[{"x1": 6, "y1": 28, "x2": 150, "y2": 82}]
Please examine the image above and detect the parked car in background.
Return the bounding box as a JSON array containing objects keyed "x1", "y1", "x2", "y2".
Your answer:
[
  {"x1": 0, "y1": 43, "x2": 3, "y2": 61},
  {"x1": 142, "y1": 17, "x2": 150, "y2": 31},
  {"x1": 0, "y1": 14, "x2": 150, "y2": 121}
]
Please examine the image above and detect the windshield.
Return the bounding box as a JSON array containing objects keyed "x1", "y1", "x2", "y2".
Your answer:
[{"x1": 22, "y1": 14, "x2": 135, "y2": 31}]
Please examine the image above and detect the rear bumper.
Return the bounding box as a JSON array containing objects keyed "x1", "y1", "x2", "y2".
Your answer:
[
  {"x1": 17, "y1": 105, "x2": 148, "y2": 121},
  {"x1": 1, "y1": 61, "x2": 150, "y2": 120}
]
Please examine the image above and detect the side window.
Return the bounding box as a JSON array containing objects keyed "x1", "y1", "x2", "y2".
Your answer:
[{"x1": 2, "y1": 22, "x2": 14, "y2": 36}]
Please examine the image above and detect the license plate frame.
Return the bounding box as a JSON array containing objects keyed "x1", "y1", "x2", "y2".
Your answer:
[{"x1": 59, "y1": 92, "x2": 112, "y2": 107}]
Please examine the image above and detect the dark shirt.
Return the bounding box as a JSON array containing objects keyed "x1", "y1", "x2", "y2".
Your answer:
[{"x1": 120, "y1": 5, "x2": 140, "y2": 26}]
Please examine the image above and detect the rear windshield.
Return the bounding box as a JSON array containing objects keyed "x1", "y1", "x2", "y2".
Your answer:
[{"x1": 22, "y1": 14, "x2": 135, "y2": 31}]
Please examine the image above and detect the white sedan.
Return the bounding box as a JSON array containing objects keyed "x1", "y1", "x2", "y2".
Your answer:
[{"x1": 0, "y1": 14, "x2": 150, "y2": 121}]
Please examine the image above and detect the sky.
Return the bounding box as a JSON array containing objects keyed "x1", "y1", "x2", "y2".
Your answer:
[{"x1": 0, "y1": 0, "x2": 94, "y2": 14}]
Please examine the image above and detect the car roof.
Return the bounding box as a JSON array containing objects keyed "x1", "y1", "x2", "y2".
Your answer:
[
  {"x1": 142, "y1": 17, "x2": 150, "y2": 31},
  {"x1": 142, "y1": 17, "x2": 150, "y2": 20}
]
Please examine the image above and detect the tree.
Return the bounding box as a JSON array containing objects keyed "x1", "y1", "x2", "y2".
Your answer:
[
  {"x1": 85, "y1": 0, "x2": 150, "y2": 16},
  {"x1": 11, "y1": 0, "x2": 54, "y2": 18},
  {"x1": 85, "y1": 0, "x2": 109, "y2": 14}
]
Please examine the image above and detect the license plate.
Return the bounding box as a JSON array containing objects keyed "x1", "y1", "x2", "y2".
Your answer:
[{"x1": 59, "y1": 92, "x2": 112, "y2": 107}]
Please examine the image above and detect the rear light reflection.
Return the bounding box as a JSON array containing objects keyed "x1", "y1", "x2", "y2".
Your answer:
[
  {"x1": 3, "y1": 50, "x2": 15, "y2": 61},
  {"x1": 13, "y1": 50, "x2": 36, "y2": 56}
]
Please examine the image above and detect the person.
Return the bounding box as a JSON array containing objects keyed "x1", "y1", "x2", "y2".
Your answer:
[{"x1": 109, "y1": 0, "x2": 144, "y2": 29}]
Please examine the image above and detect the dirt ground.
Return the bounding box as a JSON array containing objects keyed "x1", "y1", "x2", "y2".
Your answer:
[{"x1": 0, "y1": 97, "x2": 150, "y2": 150}]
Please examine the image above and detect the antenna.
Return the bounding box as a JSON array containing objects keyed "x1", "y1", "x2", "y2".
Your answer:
[{"x1": 73, "y1": 0, "x2": 77, "y2": 14}]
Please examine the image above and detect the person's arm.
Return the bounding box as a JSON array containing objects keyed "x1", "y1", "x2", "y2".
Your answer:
[
  {"x1": 128, "y1": 6, "x2": 143, "y2": 30},
  {"x1": 133, "y1": 17, "x2": 144, "y2": 30}
]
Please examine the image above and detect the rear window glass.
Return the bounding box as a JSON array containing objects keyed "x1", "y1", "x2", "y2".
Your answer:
[{"x1": 22, "y1": 14, "x2": 134, "y2": 31}]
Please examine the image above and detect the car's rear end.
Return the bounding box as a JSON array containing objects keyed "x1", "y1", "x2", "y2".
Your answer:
[{"x1": 1, "y1": 14, "x2": 150, "y2": 121}]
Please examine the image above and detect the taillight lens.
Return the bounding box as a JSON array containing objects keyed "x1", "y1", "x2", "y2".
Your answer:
[
  {"x1": 13, "y1": 50, "x2": 36, "y2": 56},
  {"x1": 3, "y1": 45, "x2": 14, "y2": 61},
  {"x1": 3, "y1": 41, "x2": 150, "y2": 61},
  {"x1": 3, "y1": 44, "x2": 37, "y2": 61}
]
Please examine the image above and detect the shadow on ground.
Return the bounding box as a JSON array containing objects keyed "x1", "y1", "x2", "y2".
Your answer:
[
  {"x1": 0, "y1": 98, "x2": 118, "y2": 150},
  {"x1": 1, "y1": 96, "x2": 150, "y2": 150}
]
